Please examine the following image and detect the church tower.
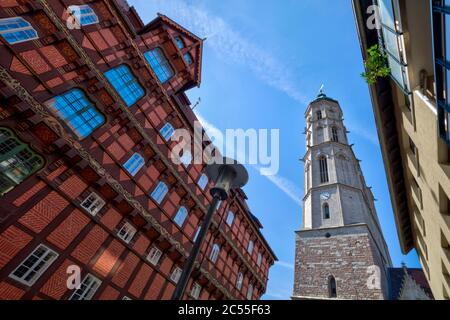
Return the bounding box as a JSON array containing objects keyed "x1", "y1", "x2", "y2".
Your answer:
[{"x1": 292, "y1": 88, "x2": 393, "y2": 300}]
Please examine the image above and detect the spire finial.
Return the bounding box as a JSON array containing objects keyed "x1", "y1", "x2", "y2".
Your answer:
[{"x1": 317, "y1": 84, "x2": 326, "y2": 98}]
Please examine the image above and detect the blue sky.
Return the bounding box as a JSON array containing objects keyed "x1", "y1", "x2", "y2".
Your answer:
[{"x1": 129, "y1": 0, "x2": 420, "y2": 300}]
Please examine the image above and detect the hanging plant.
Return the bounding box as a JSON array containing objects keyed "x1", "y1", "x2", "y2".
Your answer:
[{"x1": 361, "y1": 44, "x2": 391, "y2": 85}]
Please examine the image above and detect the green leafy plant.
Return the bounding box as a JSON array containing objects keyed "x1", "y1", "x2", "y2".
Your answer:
[{"x1": 361, "y1": 45, "x2": 391, "y2": 85}]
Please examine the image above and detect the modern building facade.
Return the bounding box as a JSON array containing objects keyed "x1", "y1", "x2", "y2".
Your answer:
[
  {"x1": 292, "y1": 90, "x2": 393, "y2": 300},
  {"x1": 0, "y1": 0, "x2": 276, "y2": 300},
  {"x1": 352, "y1": 0, "x2": 450, "y2": 299}
]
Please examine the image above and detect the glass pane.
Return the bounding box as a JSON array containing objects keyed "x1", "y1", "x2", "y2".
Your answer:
[
  {"x1": 379, "y1": 0, "x2": 395, "y2": 30},
  {"x1": 387, "y1": 55, "x2": 405, "y2": 89},
  {"x1": 382, "y1": 27, "x2": 400, "y2": 61},
  {"x1": 445, "y1": 15, "x2": 450, "y2": 63}
]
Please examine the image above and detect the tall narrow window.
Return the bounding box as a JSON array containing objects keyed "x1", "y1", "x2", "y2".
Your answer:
[
  {"x1": 210, "y1": 244, "x2": 220, "y2": 263},
  {"x1": 236, "y1": 272, "x2": 244, "y2": 290},
  {"x1": 104, "y1": 65, "x2": 144, "y2": 107},
  {"x1": 174, "y1": 206, "x2": 188, "y2": 227},
  {"x1": 160, "y1": 123, "x2": 175, "y2": 141},
  {"x1": 170, "y1": 267, "x2": 183, "y2": 283},
  {"x1": 328, "y1": 276, "x2": 337, "y2": 298},
  {"x1": 319, "y1": 156, "x2": 329, "y2": 183},
  {"x1": 193, "y1": 226, "x2": 201, "y2": 242},
  {"x1": 0, "y1": 17, "x2": 38, "y2": 44},
  {"x1": 316, "y1": 110, "x2": 323, "y2": 120},
  {"x1": 247, "y1": 240, "x2": 254, "y2": 255},
  {"x1": 48, "y1": 89, "x2": 104, "y2": 139},
  {"x1": 0, "y1": 128, "x2": 44, "y2": 196},
  {"x1": 117, "y1": 222, "x2": 136, "y2": 244},
  {"x1": 69, "y1": 274, "x2": 101, "y2": 300},
  {"x1": 331, "y1": 127, "x2": 339, "y2": 142},
  {"x1": 10, "y1": 245, "x2": 58, "y2": 286},
  {"x1": 68, "y1": 5, "x2": 99, "y2": 26},
  {"x1": 146, "y1": 246, "x2": 162, "y2": 266},
  {"x1": 144, "y1": 48, "x2": 174, "y2": 83},
  {"x1": 184, "y1": 53, "x2": 193, "y2": 65},
  {"x1": 323, "y1": 203, "x2": 330, "y2": 219},
  {"x1": 197, "y1": 173, "x2": 208, "y2": 190},
  {"x1": 191, "y1": 283, "x2": 201, "y2": 299},
  {"x1": 226, "y1": 211, "x2": 235, "y2": 227},
  {"x1": 151, "y1": 181, "x2": 168, "y2": 204},
  {"x1": 123, "y1": 153, "x2": 145, "y2": 177},
  {"x1": 174, "y1": 36, "x2": 184, "y2": 49},
  {"x1": 257, "y1": 253, "x2": 263, "y2": 267},
  {"x1": 247, "y1": 284, "x2": 254, "y2": 300},
  {"x1": 80, "y1": 192, "x2": 105, "y2": 216}
]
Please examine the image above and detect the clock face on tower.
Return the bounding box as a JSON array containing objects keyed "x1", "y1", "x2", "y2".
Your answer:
[{"x1": 320, "y1": 192, "x2": 331, "y2": 200}]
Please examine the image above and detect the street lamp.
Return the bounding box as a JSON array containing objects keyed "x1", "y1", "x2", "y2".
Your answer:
[{"x1": 172, "y1": 157, "x2": 249, "y2": 300}]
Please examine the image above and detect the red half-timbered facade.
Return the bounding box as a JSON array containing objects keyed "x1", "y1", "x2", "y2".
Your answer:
[{"x1": 0, "y1": 0, "x2": 276, "y2": 300}]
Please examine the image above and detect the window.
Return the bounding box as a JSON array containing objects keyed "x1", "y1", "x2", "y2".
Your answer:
[
  {"x1": 117, "y1": 222, "x2": 136, "y2": 244},
  {"x1": 0, "y1": 17, "x2": 38, "y2": 44},
  {"x1": 104, "y1": 65, "x2": 144, "y2": 107},
  {"x1": 191, "y1": 282, "x2": 201, "y2": 299},
  {"x1": 160, "y1": 123, "x2": 175, "y2": 141},
  {"x1": 68, "y1": 5, "x2": 99, "y2": 26},
  {"x1": 319, "y1": 156, "x2": 329, "y2": 183},
  {"x1": 180, "y1": 151, "x2": 192, "y2": 167},
  {"x1": 331, "y1": 127, "x2": 339, "y2": 142},
  {"x1": 193, "y1": 226, "x2": 201, "y2": 242},
  {"x1": 151, "y1": 181, "x2": 168, "y2": 204},
  {"x1": 257, "y1": 253, "x2": 263, "y2": 267},
  {"x1": 144, "y1": 48, "x2": 174, "y2": 83},
  {"x1": 316, "y1": 110, "x2": 323, "y2": 120},
  {"x1": 170, "y1": 267, "x2": 183, "y2": 283},
  {"x1": 69, "y1": 274, "x2": 101, "y2": 300},
  {"x1": 409, "y1": 137, "x2": 417, "y2": 156},
  {"x1": 328, "y1": 276, "x2": 337, "y2": 298},
  {"x1": 184, "y1": 53, "x2": 193, "y2": 65},
  {"x1": 247, "y1": 240, "x2": 254, "y2": 255},
  {"x1": 0, "y1": 128, "x2": 44, "y2": 196},
  {"x1": 81, "y1": 192, "x2": 105, "y2": 216},
  {"x1": 10, "y1": 245, "x2": 58, "y2": 286},
  {"x1": 197, "y1": 173, "x2": 208, "y2": 190},
  {"x1": 323, "y1": 203, "x2": 330, "y2": 219},
  {"x1": 226, "y1": 211, "x2": 235, "y2": 227},
  {"x1": 210, "y1": 244, "x2": 220, "y2": 263},
  {"x1": 236, "y1": 272, "x2": 244, "y2": 290},
  {"x1": 174, "y1": 206, "x2": 188, "y2": 227},
  {"x1": 146, "y1": 246, "x2": 162, "y2": 266},
  {"x1": 246, "y1": 284, "x2": 254, "y2": 300},
  {"x1": 123, "y1": 153, "x2": 145, "y2": 177},
  {"x1": 175, "y1": 36, "x2": 185, "y2": 49},
  {"x1": 48, "y1": 89, "x2": 104, "y2": 139}
]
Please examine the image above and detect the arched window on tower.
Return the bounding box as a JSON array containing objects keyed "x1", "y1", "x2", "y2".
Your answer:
[
  {"x1": 323, "y1": 203, "x2": 330, "y2": 219},
  {"x1": 319, "y1": 156, "x2": 329, "y2": 183},
  {"x1": 328, "y1": 276, "x2": 337, "y2": 298},
  {"x1": 331, "y1": 127, "x2": 339, "y2": 142},
  {"x1": 316, "y1": 110, "x2": 323, "y2": 120}
]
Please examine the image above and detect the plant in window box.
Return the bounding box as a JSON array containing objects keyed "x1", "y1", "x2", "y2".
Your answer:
[{"x1": 361, "y1": 45, "x2": 391, "y2": 85}]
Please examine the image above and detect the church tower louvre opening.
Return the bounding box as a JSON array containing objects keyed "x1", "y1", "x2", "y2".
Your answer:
[{"x1": 293, "y1": 88, "x2": 393, "y2": 300}]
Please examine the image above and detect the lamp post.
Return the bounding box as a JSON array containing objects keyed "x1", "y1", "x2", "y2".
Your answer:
[{"x1": 172, "y1": 157, "x2": 249, "y2": 300}]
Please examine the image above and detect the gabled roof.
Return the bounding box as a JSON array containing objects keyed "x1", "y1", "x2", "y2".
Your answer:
[
  {"x1": 139, "y1": 13, "x2": 204, "y2": 87},
  {"x1": 388, "y1": 267, "x2": 433, "y2": 300}
]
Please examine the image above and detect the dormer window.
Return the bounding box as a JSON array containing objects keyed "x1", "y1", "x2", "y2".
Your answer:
[
  {"x1": 144, "y1": 48, "x2": 174, "y2": 83},
  {"x1": 0, "y1": 17, "x2": 38, "y2": 44},
  {"x1": 175, "y1": 36, "x2": 185, "y2": 49},
  {"x1": 68, "y1": 5, "x2": 99, "y2": 26},
  {"x1": 183, "y1": 53, "x2": 193, "y2": 65}
]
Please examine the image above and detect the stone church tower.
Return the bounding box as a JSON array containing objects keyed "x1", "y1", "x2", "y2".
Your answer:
[{"x1": 292, "y1": 89, "x2": 392, "y2": 300}]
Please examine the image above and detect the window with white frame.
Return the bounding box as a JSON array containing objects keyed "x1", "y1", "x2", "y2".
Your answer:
[
  {"x1": 226, "y1": 211, "x2": 235, "y2": 227},
  {"x1": 191, "y1": 282, "x2": 201, "y2": 299},
  {"x1": 151, "y1": 181, "x2": 168, "y2": 204},
  {"x1": 10, "y1": 245, "x2": 58, "y2": 286},
  {"x1": 68, "y1": 5, "x2": 99, "y2": 26},
  {"x1": 80, "y1": 192, "x2": 105, "y2": 216},
  {"x1": 170, "y1": 267, "x2": 183, "y2": 283},
  {"x1": 146, "y1": 246, "x2": 162, "y2": 266},
  {"x1": 160, "y1": 122, "x2": 175, "y2": 141},
  {"x1": 123, "y1": 153, "x2": 145, "y2": 177},
  {"x1": 174, "y1": 206, "x2": 188, "y2": 227},
  {"x1": 236, "y1": 272, "x2": 244, "y2": 290},
  {"x1": 247, "y1": 240, "x2": 254, "y2": 255},
  {"x1": 0, "y1": 17, "x2": 38, "y2": 45},
  {"x1": 197, "y1": 173, "x2": 208, "y2": 190},
  {"x1": 117, "y1": 222, "x2": 136, "y2": 244},
  {"x1": 210, "y1": 244, "x2": 220, "y2": 263},
  {"x1": 246, "y1": 284, "x2": 254, "y2": 300},
  {"x1": 257, "y1": 253, "x2": 262, "y2": 267},
  {"x1": 69, "y1": 274, "x2": 102, "y2": 300},
  {"x1": 179, "y1": 151, "x2": 192, "y2": 167}
]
